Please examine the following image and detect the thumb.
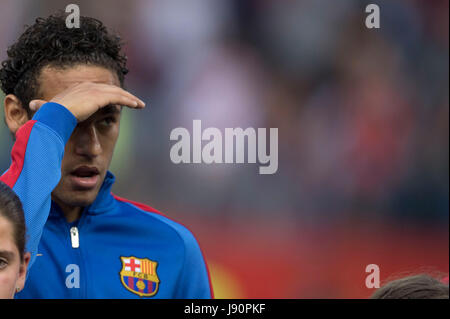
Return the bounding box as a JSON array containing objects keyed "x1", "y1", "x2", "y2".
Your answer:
[{"x1": 29, "y1": 99, "x2": 48, "y2": 112}]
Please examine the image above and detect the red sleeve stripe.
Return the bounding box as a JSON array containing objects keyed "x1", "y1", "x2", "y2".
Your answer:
[
  {"x1": 0, "y1": 120, "x2": 37, "y2": 188},
  {"x1": 112, "y1": 193, "x2": 215, "y2": 298}
]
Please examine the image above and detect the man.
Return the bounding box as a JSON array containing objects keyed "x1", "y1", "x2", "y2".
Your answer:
[
  {"x1": 0, "y1": 13, "x2": 213, "y2": 298},
  {"x1": 1, "y1": 88, "x2": 142, "y2": 298}
]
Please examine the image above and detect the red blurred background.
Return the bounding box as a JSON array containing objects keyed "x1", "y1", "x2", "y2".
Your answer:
[{"x1": 173, "y1": 213, "x2": 449, "y2": 298}]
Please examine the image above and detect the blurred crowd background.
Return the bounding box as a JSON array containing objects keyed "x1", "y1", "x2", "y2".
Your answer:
[{"x1": 0, "y1": 0, "x2": 448, "y2": 298}]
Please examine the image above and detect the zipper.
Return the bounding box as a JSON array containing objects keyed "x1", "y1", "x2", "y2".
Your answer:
[
  {"x1": 72, "y1": 208, "x2": 89, "y2": 298},
  {"x1": 70, "y1": 227, "x2": 80, "y2": 248},
  {"x1": 57, "y1": 206, "x2": 89, "y2": 298}
]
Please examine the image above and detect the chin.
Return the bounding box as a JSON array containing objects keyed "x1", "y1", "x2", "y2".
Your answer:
[
  {"x1": 53, "y1": 188, "x2": 99, "y2": 209},
  {"x1": 70, "y1": 191, "x2": 99, "y2": 207}
]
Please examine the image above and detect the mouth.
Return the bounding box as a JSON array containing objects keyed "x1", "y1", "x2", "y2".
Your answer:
[{"x1": 69, "y1": 166, "x2": 101, "y2": 190}]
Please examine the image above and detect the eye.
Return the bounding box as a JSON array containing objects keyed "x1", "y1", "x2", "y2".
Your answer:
[
  {"x1": 98, "y1": 116, "x2": 116, "y2": 127},
  {"x1": 0, "y1": 258, "x2": 8, "y2": 270}
]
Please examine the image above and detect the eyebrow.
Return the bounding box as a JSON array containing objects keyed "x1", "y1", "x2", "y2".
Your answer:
[
  {"x1": 0, "y1": 250, "x2": 15, "y2": 260},
  {"x1": 99, "y1": 104, "x2": 121, "y2": 115}
]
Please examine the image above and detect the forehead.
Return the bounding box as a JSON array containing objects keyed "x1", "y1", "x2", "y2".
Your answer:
[{"x1": 37, "y1": 64, "x2": 120, "y2": 99}]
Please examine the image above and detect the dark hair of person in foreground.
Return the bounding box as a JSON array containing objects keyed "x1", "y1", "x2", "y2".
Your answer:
[
  {"x1": 0, "y1": 180, "x2": 26, "y2": 261},
  {"x1": 371, "y1": 274, "x2": 449, "y2": 299}
]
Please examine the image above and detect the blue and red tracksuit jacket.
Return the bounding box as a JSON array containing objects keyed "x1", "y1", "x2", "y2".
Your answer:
[{"x1": 1, "y1": 102, "x2": 213, "y2": 299}]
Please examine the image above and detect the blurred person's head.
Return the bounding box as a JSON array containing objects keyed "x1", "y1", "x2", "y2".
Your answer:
[
  {"x1": 370, "y1": 274, "x2": 449, "y2": 299},
  {"x1": 0, "y1": 181, "x2": 30, "y2": 299},
  {"x1": 0, "y1": 13, "x2": 128, "y2": 219}
]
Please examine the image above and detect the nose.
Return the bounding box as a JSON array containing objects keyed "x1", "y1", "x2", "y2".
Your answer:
[{"x1": 73, "y1": 124, "x2": 102, "y2": 158}]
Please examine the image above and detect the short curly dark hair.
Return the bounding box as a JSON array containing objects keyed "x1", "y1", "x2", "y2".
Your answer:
[{"x1": 0, "y1": 12, "x2": 128, "y2": 117}]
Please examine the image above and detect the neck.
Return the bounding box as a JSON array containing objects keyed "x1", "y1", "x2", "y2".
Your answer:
[{"x1": 53, "y1": 199, "x2": 83, "y2": 223}]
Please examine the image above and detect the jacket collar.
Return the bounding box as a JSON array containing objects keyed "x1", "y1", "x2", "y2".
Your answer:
[
  {"x1": 86, "y1": 171, "x2": 116, "y2": 214},
  {"x1": 50, "y1": 171, "x2": 116, "y2": 218}
]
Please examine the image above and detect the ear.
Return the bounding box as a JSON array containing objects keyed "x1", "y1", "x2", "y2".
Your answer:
[
  {"x1": 4, "y1": 94, "x2": 30, "y2": 136},
  {"x1": 16, "y1": 252, "x2": 31, "y2": 293}
]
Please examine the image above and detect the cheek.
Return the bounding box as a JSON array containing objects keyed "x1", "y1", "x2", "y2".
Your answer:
[
  {"x1": 0, "y1": 267, "x2": 19, "y2": 298},
  {"x1": 101, "y1": 127, "x2": 120, "y2": 154},
  {"x1": 110, "y1": 122, "x2": 120, "y2": 139},
  {"x1": 61, "y1": 140, "x2": 75, "y2": 167}
]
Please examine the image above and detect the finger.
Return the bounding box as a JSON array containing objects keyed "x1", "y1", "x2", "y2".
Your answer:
[
  {"x1": 79, "y1": 82, "x2": 146, "y2": 108},
  {"x1": 101, "y1": 91, "x2": 146, "y2": 109},
  {"x1": 109, "y1": 90, "x2": 145, "y2": 108},
  {"x1": 29, "y1": 99, "x2": 48, "y2": 112},
  {"x1": 101, "y1": 93, "x2": 142, "y2": 110},
  {"x1": 98, "y1": 85, "x2": 146, "y2": 108}
]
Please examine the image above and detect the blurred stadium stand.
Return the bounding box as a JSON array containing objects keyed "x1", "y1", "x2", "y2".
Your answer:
[{"x1": 0, "y1": 0, "x2": 448, "y2": 298}]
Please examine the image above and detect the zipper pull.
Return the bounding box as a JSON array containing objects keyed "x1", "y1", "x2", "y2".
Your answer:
[{"x1": 70, "y1": 226, "x2": 80, "y2": 248}]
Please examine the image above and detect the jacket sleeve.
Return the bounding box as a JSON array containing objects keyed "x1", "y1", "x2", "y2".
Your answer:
[
  {"x1": 0, "y1": 102, "x2": 77, "y2": 268},
  {"x1": 175, "y1": 229, "x2": 214, "y2": 299}
]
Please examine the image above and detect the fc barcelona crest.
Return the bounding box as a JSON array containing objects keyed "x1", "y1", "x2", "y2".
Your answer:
[{"x1": 119, "y1": 256, "x2": 160, "y2": 297}]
